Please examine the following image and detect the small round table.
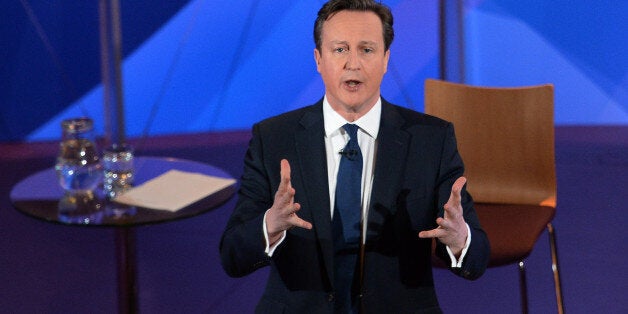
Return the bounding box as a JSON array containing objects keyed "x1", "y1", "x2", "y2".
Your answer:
[{"x1": 10, "y1": 156, "x2": 236, "y2": 313}]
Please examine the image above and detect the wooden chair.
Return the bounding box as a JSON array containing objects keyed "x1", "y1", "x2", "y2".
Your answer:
[{"x1": 424, "y1": 79, "x2": 564, "y2": 313}]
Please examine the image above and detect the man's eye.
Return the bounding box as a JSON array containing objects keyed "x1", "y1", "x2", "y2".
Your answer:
[
  {"x1": 363, "y1": 48, "x2": 374, "y2": 53},
  {"x1": 334, "y1": 47, "x2": 346, "y2": 53}
]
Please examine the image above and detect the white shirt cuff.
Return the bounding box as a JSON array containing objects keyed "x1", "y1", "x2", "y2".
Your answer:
[
  {"x1": 263, "y1": 209, "x2": 286, "y2": 256},
  {"x1": 446, "y1": 223, "x2": 472, "y2": 268}
]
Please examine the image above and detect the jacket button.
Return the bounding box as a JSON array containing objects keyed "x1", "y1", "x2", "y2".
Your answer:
[{"x1": 328, "y1": 293, "x2": 334, "y2": 302}]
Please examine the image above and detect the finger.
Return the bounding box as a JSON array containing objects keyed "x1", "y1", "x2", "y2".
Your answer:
[
  {"x1": 289, "y1": 202, "x2": 301, "y2": 215},
  {"x1": 436, "y1": 216, "x2": 455, "y2": 230},
  {"x1": 418, "y1": 228, "x2": 445, "y2": 239},
  {"x1": 448, "y1": 176, "x2": 466, "y2": 204},
  {"x1": 282, "y1": 159, "x2": 298, "y2": 205},
  {"x1": 274, "y1": 185, "x2": 295, "y2": 209},
  {"x1": 275, "y1": 159, "x2": 294, "y2": 206},
  {"x1": 291, "y1": 216, "x2": 313, "y2": 230},
  {"x1": 443, "y1": 202, "x2": 462, "y2": 220},
  {"x1": 287, "y1": 203, "x2": 312, "y2": 229},
  {"x1": 435, "y1": 217, "x2": 446, "y2": 227},
  {"x1": 280, "y1": 159, "x2": 292, "y2": 188},
  {"x1": 445, "y1": 177, "x2": 466, "y2": 218}
]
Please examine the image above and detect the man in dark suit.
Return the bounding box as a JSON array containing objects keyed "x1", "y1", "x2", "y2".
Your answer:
[{"x1": 220, "y1": 0, "x2": 490, "y2": 312}]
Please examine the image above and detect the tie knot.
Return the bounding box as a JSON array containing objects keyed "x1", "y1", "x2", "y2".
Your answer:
[{"x1": 342, "y1": 123, "x2": 359, "y2": 140}]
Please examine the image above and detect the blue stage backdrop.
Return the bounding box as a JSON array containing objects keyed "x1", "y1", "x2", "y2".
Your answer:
[
  {"x1": 464, "y1": 0, "x2": 627, "y2": 125},
  {"x1": 1, "y1": 0, "x2": 190, "y2": 142},
  {"x1": 1, "y1": 0, "x2": 625, "y2": 142},
  {"x1": 1, "y1": 0, "x2": 438, "y2": 142}
]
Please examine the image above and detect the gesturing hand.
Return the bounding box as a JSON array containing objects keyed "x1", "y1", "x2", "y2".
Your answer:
[
  {"x1": 265, "y1": 159, "x2": 312, "y2": 246},
  {"x1": 418, "y1": 177, "x2": 469, "y2": 256}
]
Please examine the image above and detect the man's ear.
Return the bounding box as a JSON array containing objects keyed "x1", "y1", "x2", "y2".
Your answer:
[
  {"x1": 314, "y1": 48, "x2": 322, "y2": 73},
  {"x1": 383, "y1": 49, "x2": 390, "y2": 73}
]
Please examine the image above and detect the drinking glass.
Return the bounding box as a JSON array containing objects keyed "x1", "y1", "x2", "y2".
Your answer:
[{"x1": 102, "y1": 144, "x2": 134, "y2": 200}]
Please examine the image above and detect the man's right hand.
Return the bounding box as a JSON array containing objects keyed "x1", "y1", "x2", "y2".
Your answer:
[{"x1": 265, "y1": 159, "x2": 313, "y2": 246}]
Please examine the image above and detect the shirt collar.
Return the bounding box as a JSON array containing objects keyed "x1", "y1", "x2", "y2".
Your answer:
[{"x1": 323, "y1": 96, "x2": 381, "y2": 139}]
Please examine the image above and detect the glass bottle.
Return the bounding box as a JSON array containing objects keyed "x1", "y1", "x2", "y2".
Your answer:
[{"x1": 55, "y1": 117, "x2": 103, "y2": 194}]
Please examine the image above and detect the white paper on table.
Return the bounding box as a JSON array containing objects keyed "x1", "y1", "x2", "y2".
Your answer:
[{"x1": 113, "y1": 169, "x2": 236, "y2": 212}]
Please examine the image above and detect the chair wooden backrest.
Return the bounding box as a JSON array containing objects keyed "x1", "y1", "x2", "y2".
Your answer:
[
  {"x1": 424, "y1": 79, "x2": 564, "y2": 313},
  {"x1": 424, "y1": 79, "x2": 556, "y2": 208}
]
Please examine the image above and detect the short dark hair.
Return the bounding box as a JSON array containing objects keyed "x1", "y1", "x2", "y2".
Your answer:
[{"x1": 314, "y1": 0, "x2": 394, "y2": 51}]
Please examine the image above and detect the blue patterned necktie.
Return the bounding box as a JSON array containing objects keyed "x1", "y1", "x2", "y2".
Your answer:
[{"x1": 333, "y1": 123, "x2": 363, "y2": 247}]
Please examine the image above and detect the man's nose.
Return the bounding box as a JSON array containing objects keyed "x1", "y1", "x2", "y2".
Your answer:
[{"x1": 344, "y1": 51, "x2": 361, "y2": 70}]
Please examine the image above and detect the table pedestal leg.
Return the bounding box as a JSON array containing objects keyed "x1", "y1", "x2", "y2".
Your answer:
[{"x1": 116, "y1": 228, "x2": 137, "y2": 313}]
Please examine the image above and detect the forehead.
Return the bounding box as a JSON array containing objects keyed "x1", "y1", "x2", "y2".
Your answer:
[{"x1": 321, "y1": 10, "x2": 384, "y2": 44}]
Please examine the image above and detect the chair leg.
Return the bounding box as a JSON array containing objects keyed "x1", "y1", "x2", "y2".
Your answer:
[
  {"x1": 547, "y1": 223, "x2": 565, "y2": 314},
  {"x1": 518, "y1": 261, "x2": 529, "y2": 314}
]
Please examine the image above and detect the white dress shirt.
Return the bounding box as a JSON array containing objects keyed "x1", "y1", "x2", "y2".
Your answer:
[{"x1": 264, "y1": 96, "x2": 470, "y2": 267}]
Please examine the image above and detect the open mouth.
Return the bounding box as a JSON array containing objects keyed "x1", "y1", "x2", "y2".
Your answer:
[{"x1": 344, "y1": 80, "x2": 362, "y2": 89}]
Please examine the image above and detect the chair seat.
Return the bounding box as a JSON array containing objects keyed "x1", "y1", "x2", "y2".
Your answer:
[
  {"x1": 430, "y1": 203, "x2": 556, "y2": 268},
  {"x1": 475, "y1": 203, "x2": 556, "y2": 267}
]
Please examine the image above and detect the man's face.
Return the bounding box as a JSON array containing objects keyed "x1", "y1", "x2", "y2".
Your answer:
[{"x1": 314, "y1": 10, "x2": 390, "y2": 120}]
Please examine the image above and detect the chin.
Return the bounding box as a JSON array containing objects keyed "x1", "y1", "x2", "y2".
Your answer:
[
  {"x1": 339, "y1": 100, "x2": 365, "y2": 111},
  {"x1": 343, "y1": 95, "x2": 375, "y2": 108}
]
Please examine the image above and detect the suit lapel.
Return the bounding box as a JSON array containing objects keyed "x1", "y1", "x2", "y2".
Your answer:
[
  {"x1": 291, "y1": 100, "x2": 411, "y2": 285},
  {"x1": 294, "y1": 103, "x2": 335, "y2": 285},
  {"x1": 367, "y1": 101, "x2": 409, "y2": 239}
]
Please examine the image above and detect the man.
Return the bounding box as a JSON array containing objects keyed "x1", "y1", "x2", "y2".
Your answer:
[{"x1": 220, "y1": 0, "x2": 490, "y2": 313}]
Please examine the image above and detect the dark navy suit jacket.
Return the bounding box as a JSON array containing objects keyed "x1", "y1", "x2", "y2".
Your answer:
[{"x1": 220, "y1": 99, "x2": 490, "y2": 313}]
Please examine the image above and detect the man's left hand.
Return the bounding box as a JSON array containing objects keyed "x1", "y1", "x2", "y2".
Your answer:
[{"x1": 418, "y1": 177, "x2": 469, "y2": 257}]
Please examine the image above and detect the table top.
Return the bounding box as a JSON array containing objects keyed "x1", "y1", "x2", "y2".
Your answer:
[{"x1": 10, "y1": 156, "x2": 236, "y2": 227}]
